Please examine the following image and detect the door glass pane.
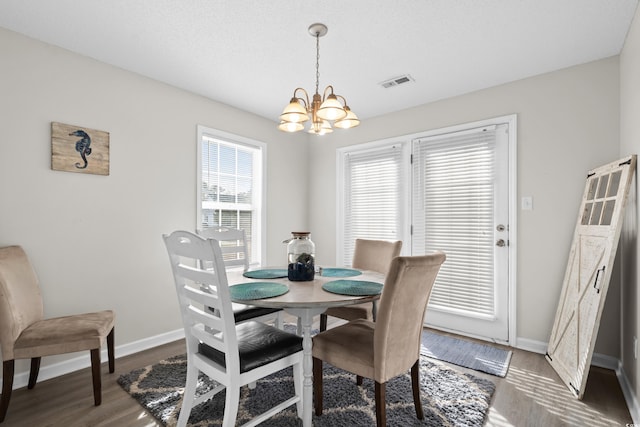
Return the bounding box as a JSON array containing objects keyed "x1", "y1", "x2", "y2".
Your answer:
[
  {"x1": 596, "y1": 175, "x2": 609, "y2": 199},
  {"x1": 601, "y1": 200, "x2": 616, "y2": 225},
  {"x1": 607, "y1": 171, "x2": 622, "y2": 197},
  {"x1": 581, "y1": 203, "x2": 593, "y2": 225},
  {"x1": 586, "y1": 178, "x2": 598, "y2": 200},
  {"x1": 590, "y1": 201, "x2": 603, "y2": 225}
]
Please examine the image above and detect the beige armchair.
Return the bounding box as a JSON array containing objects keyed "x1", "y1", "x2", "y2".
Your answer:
[
  {"x1": 319, "y1": 239, "x2": 402, "y2": 331},
  {"x1": 312, "y1": 252, "x2": 445, "y2": 426},
  {"x1": 0, "y1": 246, "x2": 115, "y2": 423}
]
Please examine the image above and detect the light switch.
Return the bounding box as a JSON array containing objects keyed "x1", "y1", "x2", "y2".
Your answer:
[{"x1": 521, "y1": 196, "x2": 533, "y2": 211}]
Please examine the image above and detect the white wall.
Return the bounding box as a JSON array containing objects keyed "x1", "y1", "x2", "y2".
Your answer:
[
  {"x1": 0, "y1": 28, "x2": 308, "y2": 374},
  {"x1": 620, "y1": 3, "x2": 640, "y2": 407},
  {"x1": 309, "y1": 57, "x2": 622, "y2": 353}
]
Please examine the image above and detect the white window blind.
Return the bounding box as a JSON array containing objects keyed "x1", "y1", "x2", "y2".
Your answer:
[
  {"x1": 342, "y1": 145, "x2": 402, "y2": 266},
  {"x1": 412, "y1": 128, "x2": 497, "y2": 318},
  {"x1": 199, "y1": 131, "x2": 263, "y2": 265}
]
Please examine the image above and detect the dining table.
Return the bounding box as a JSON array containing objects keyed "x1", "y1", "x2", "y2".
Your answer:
[{"x1": 226, "y1": 266, "x2": 385, "y2": 427}]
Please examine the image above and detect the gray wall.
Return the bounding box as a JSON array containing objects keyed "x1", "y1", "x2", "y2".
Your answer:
[
  {"x1": 0, "y1": 27, "x2": 308, "y2": 373},
  {"x1": 620, "y1": 4, "x2": 640, "y2": 409},
  {"x1": 309, "y1": 57, "x2": 621, "y2": 352}
]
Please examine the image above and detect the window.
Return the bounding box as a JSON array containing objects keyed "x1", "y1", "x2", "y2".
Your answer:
[
  {"x1": 338, "y1": 144, "x2": 407, "y2": 266},
  {"x1": 197, "y1": 126, "x2": 265, "y2": 265}
]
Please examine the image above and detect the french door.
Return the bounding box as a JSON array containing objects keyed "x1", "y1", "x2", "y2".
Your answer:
[{"x1": 412, "y1": 123, "x2": 511, "y2": 342}]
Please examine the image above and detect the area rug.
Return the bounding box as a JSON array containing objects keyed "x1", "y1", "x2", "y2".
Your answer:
[
  {"x1": 421, "y1": 330, "x2": 512, "y2": 377},
  {"x1": 118, "y1": 354, "x2": 495, "y2": 426}
]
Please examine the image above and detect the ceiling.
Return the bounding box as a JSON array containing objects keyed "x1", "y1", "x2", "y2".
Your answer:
[{"x1": 0, "y1": 1, "x2": 637, "y2": 123}]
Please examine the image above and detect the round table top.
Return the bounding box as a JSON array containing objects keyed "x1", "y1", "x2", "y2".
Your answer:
[{"x1": 227, "y1": 267, "x2": 384, "y2": 309}]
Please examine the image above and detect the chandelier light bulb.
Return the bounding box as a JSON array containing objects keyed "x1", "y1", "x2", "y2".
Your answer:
[
  {"x1": 334, "y1": 106, "x2": 360, "y2": 129},
  {"x1": 278, "y1": 121, "x2": 305, "y2": 132}
]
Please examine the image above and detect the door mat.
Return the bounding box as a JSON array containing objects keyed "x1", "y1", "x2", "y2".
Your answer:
[{"x1": 421, "y1": 330, "x2": 512, "y2": 377}]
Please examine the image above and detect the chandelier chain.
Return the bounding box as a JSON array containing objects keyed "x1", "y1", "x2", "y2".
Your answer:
[{"x1": 315, "y1": 32, "x2": 320, "y2": 95}]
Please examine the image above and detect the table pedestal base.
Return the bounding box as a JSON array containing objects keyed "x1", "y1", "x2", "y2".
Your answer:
[{"x1": 285, "y1": 307, "x2": 326, "y2": 427}]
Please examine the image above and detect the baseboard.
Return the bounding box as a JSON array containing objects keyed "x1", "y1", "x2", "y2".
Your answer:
[
  {"x1": 3, "y1": 328, "x2": 185, "y2": 391},
  {"x1": 514, "y1": 336, "x2": 547, "y2": 354},
  {"x1": 616, "y1": 359, "x2": 640, "y2": 423}
]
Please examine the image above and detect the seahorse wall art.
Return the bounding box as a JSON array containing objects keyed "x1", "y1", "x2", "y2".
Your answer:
[
  {"x1": 69, "y1": 129, "x2": 92, "y2": 169},
  {"x1": 51, "y1": 122, "x2": 110, "y2": 176}
]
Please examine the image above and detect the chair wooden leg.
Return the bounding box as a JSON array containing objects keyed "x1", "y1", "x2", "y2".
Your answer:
[
  {"x1": 107, "y1": 327, "x2": 115, "y2": 373},
  {"x1": 375, "y1": 381, "x2": 386, "y2": 427},
  {"x1": 90, "y1": 348, "x2": 102, "y2": 406},
  {"x1": 356, "y1": 375, "x2": 363, "y2": 385},
  {"x1": 319, "y1": 313, "x2": 328, "y2": 332},
  {"x1": 313, "y1": 357, "x2": 323, "y2": 415},
  {"x1": 27, "y1": 357, "x2": 41, "y2": 389},
  {"x1": 177, "y1": 363, "x2": 198, "y2": 427},
  {"x1": 411, "y1": 360, "x2": 424, "y2": 419},
  {"x1": 1, "y1": 360, "x2": 15, "y2": 423},
  {"x1": 222, "y1": 382, "x2": 240, "y2": 427}
]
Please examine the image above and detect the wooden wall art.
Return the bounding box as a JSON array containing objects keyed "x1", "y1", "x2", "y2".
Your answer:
[{"x1": 51, "y1": 122, "x2": 110, "y2": 175}]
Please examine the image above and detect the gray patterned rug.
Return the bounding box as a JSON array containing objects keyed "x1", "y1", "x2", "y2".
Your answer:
[{"x1": 117, "y1": 354, "x2": 495, "y2": 426}]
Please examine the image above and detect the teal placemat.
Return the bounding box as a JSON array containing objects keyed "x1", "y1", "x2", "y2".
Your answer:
[
  {"x1": 322, "y1": 280, "x2": 383, "y2": 296},
  {"x1": 243, "y1": 269, "x2": 288, "y2": 279},
  {"x1": 320, "y1": 268, "x2": 362, "y2": 278},
  {"x1": 230, "y1": 282, "x2": 289, "y2": 301}
]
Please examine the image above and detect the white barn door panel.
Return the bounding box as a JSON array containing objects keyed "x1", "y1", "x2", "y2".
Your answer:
[{"x1": 546, "y1": 155, "x2": 636, "y2": 399}]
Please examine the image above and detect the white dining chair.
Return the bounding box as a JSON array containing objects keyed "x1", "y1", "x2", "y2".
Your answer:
[
  {"x1": 163, "y1": 230, "x2": 303, "y2": 427},
  {"x1": 196, "y1": 227, "x2": 283, "y2": 328}
]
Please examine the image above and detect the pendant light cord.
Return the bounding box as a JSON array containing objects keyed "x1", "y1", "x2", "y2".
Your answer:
[{"x1": 315, "y1": 32, "x2": 320, "y2": 95}]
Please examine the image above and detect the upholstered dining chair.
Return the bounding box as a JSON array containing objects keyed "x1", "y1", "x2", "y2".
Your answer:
[
  {"x1": 312, "y1": 252, "x2": 446, "y2": 427},
  {"x1": 196, "y1": 228, "x2": 283, "y2": 329},
  {"x1": 319, "y1": 238, "x2": 402, "y2": 331},
  {"x1": 0, "y1": 245, "x2": 115, "y2": 423},
  {"x1": 163, "y1": 231, "x2": 303, "y2": 427}
]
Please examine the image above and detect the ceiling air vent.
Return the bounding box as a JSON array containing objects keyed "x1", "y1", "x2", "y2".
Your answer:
[{"x1": 379, "y1": 74, "x2": 414, "y2": 88}]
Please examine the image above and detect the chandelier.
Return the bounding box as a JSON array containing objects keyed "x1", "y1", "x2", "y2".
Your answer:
[{"x1": 278, "y1": 23, "x2": 360, "y2": 135}]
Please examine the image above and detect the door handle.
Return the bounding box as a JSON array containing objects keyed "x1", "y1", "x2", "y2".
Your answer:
[{"x1": 496, "y1": 239, "x2": 506, "y2": 247}]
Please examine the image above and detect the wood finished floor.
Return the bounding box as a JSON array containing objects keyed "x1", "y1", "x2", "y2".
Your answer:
[{"x1": 1, "y1": 321, "x2": 633, "y2": 427}]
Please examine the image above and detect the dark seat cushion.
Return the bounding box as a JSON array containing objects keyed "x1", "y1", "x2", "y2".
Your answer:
[
  {"x1": 198, "y1": 321, "x2": 302, "y2": 373},
  {"x1": 231, "y1": 303, "x2": 282, "y2": 323}
]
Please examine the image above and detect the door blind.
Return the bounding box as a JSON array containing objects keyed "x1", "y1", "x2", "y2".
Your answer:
[
  {"x1": 412, "y1": 128, "x2": 497, "y2": 318},
  {"x1": 343, "y1": 145, "x2": 402, "y2": 266}
]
